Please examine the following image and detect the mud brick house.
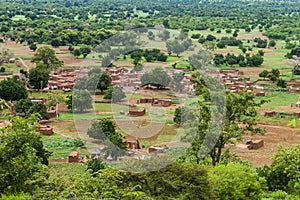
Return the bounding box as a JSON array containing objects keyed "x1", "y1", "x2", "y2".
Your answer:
[
  {"x1": 48, "y1": 70, "x2": 76, "y2": 90},
  {"x1": 129, "y1": 108, "x2": 146, "y2": 116},
  {"x1": 68, "y1": 151, "x2": 79, "y2": 163},
  {"x1": 153, "y1": 98, "x2": 172, "y2": 107},
  {"x1": 126, "y1": 139, "x2": 141, "y2": 150},
  {"x1": 256, "y1": 91, "x2": 266, "y2": 96},
  {"x1": 139, "y1": 98, "x2": 154, "y2": 104}
]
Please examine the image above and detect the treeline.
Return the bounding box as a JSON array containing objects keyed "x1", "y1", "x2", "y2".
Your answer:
[
  {"x1": 1, "y1": 0, "x2": 300, "y2": 48},
  {"x1": 214, "y1": 53, "x2": 264, "y2": 67}
]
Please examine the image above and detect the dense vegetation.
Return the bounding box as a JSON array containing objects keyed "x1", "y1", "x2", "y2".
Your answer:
[{"x1": 0, "y1": 0, "x2": 300, "y2": 199}]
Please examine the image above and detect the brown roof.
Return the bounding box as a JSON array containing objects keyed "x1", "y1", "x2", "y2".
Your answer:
[{"x1": 69, "y1": 151, "x2": 79, "y2": 157}]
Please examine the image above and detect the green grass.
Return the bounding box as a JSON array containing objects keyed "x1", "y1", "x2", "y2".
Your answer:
[
  {"x1": 258, "y1": 92, "x2": 299, "y2": 109},
  {"x1": 49, "y1": 163, "x2": 86, "y2": 178},
  {"x1": 2, "y1": 63, "x2": 26, "y2": 73},
  {"x1": 175, "y1": 60, "x2": 191, "y2": 69},
  {"x1": 166, "y1": 56, "x2": 181, "y2": 63},
  {"x1": 11, "y1": 15, "x2": 26, "y2": 21}
]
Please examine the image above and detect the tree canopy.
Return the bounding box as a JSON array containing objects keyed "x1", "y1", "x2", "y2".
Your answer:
[
  {"x1": 31, "y1": 46, "x2": 63, "y2": 69},
  {"x1": 0, "y1": 77, "x2": 27, "y2": 102},
  {"x1": 141, "y1": 67, "x2": 171, "y2": 89}
]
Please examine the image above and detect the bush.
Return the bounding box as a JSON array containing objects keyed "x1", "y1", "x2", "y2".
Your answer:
[
  {"x1": 257, "y1": 145, "x2": 300, "y2": 194},
  {"x1": 209, "y1": 163, "x2": 266, "y2": 200}
]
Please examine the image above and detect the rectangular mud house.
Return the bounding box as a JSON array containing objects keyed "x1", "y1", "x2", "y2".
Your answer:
[
  {"x1": 129, "y1": 108, "x2": 146, "y2": 116},
  {"x1": 68, "y1": 151, "x2": 79, "y2": 163}
]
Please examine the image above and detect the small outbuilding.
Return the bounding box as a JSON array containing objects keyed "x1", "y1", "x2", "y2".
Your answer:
[{"x1": 68, "y1": 151, "x2": 79, "y2": 163}]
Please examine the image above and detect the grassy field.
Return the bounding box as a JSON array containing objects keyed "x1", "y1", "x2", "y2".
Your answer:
[
  {"x1": 11, "y1": 15, "x2": 26, "y2": 21},
  {"x1": 258, "y1": 92, "x2": 299, "y2": 109}
]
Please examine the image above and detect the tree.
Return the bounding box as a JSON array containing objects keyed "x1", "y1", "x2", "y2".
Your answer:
[
  {"x1": 104, "y1": 86, "x2": 126, "y2": 103},
  {"x1": 0, "y1": 77, "x2": 27, "y2": 102},
  {"x1": 87, "y1": 118, "x2": 126, "y2": 160},
  {"x1": 141, "y1": 67, "x2": 172, "y2": 89},
  {"x1": 257, "y1": 145, "x2": 300, "y2": 194},
  {"x1": 259, "y1": 70, "x2": 269, "y2": 79},
  {"x1": 88, "y1": 68, "x2": 112, "y2": 93},
  {"x1": 29, "y1": 43, "x2": 37, "y2": 51},
  {"x1": 65, "y1": 94, "x2": 72, "y2": 110},
  {"x1": 206, "y1": 34, "x2": 216, "y2": 41},
  {"x1": 157, "y1": 30, "x2": 170, "y2": 41},
  {"x1": 86, "y1": 158, "x2": 106, "y2": 174},
  {"x1": 31, "y1": 46, "x2": 63, "y2": 69},
  {"x1": 172, "y1": 72, "x2": 184, "y2": 92},
  {"x1": 0, "y1": 115, "x2": 50, "y2": 194},
  {"x1": 277, "y1": 79, "x2": 287, "y2": 88},
  {"x1": 209, "y1": 163, "x2": 266, "y2": 200},
  {"x1": 166, "y1": 40, "x2": 185, "y2": 56},
  {"x1": 213, "y1": 54, "x2": 225, "y2": 66},
  {"x1": 79, "y1": 46, "x2": 91, "y2": 58},
  {"x1": 51, "y1": 39, "x2": 61, "y2": 48},
  {"x1": 72, "y1": 89, "x2": 93, "y2": 112},
  {"x1": 269, "y1": 40, "x2": 276, "y2": 47},
  {"x1": 72, "y1": 49, "x2": 81, "y2": 57},
  {"x1": 28, "y1": 66, "x2": 49, "y2": 90},
  {"x1": 188, "y1": 74, "x2": 266, "y2": 165},
  {"x1": 28, "y1": 103, "x2": 50, "y2": 120},
  {"x1": 14, "y1": 99, "x2": 33, "y2": 116},
  {"x1": 267, "y1": 69, "x2": 280, "y2": 83},
  {"x1": 245, "y1": 27, "x2": 251, "y2": 33},
  {"x1": 87, "y1": 120, "x2": 107, "y2": 142}
]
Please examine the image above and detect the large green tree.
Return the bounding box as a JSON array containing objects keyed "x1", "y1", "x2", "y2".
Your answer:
[
  {"x1": 87, "y1": 118, "x2": 126, "y2": 160},
  {"x1": 0, "y1": 77, "x2": 27, "y2": 102},
  {"x1": 186, "y1": 73, "x2": 266, "y2": 165},
  {"x1": 31, "y1": 46, "x2": 63, "y2": 69},
  {"x1": 72, "y1": 89, "x2": 93, "y2": 112},
  {"x1": 28, "y1": 65, "x2": 50, "y2": 90},
  {"x1": 87, "y1": 68, "x2": 112, "y2": 92},
  {"x1": 141, "y1": 67, "x2": 172, "y2": 89},
  {"x1": 104, "y1": 86, "x2": 126, "y2": 103},
  {"x1": 14, "y1": 98, "x2": 33, "y2": 116},
  {"x1": 0, "y1": 115, "x2": 50, "y2": 194}
]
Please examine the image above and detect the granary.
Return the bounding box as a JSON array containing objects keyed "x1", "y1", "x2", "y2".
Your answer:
[
  {"x1": 68, "y1": 151, "x2": 79, "y2": 163},
  {"x1": 129, "y1": 108, "x2": 146, "y2": 116},
  {"x1": 247, "y1": 140, "x2": 264, "y2": 150},
  {"x1": 39, "y1": 125, "x2": 54, "y2": 136},
  {"x1": 47, "y1": 106, "x2": 57, "y2": 118}
]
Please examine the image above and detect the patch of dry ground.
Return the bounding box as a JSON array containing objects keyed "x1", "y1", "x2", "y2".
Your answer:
[{"x1": 235, "y1": 123, "x2": 300, "y2": 166}]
